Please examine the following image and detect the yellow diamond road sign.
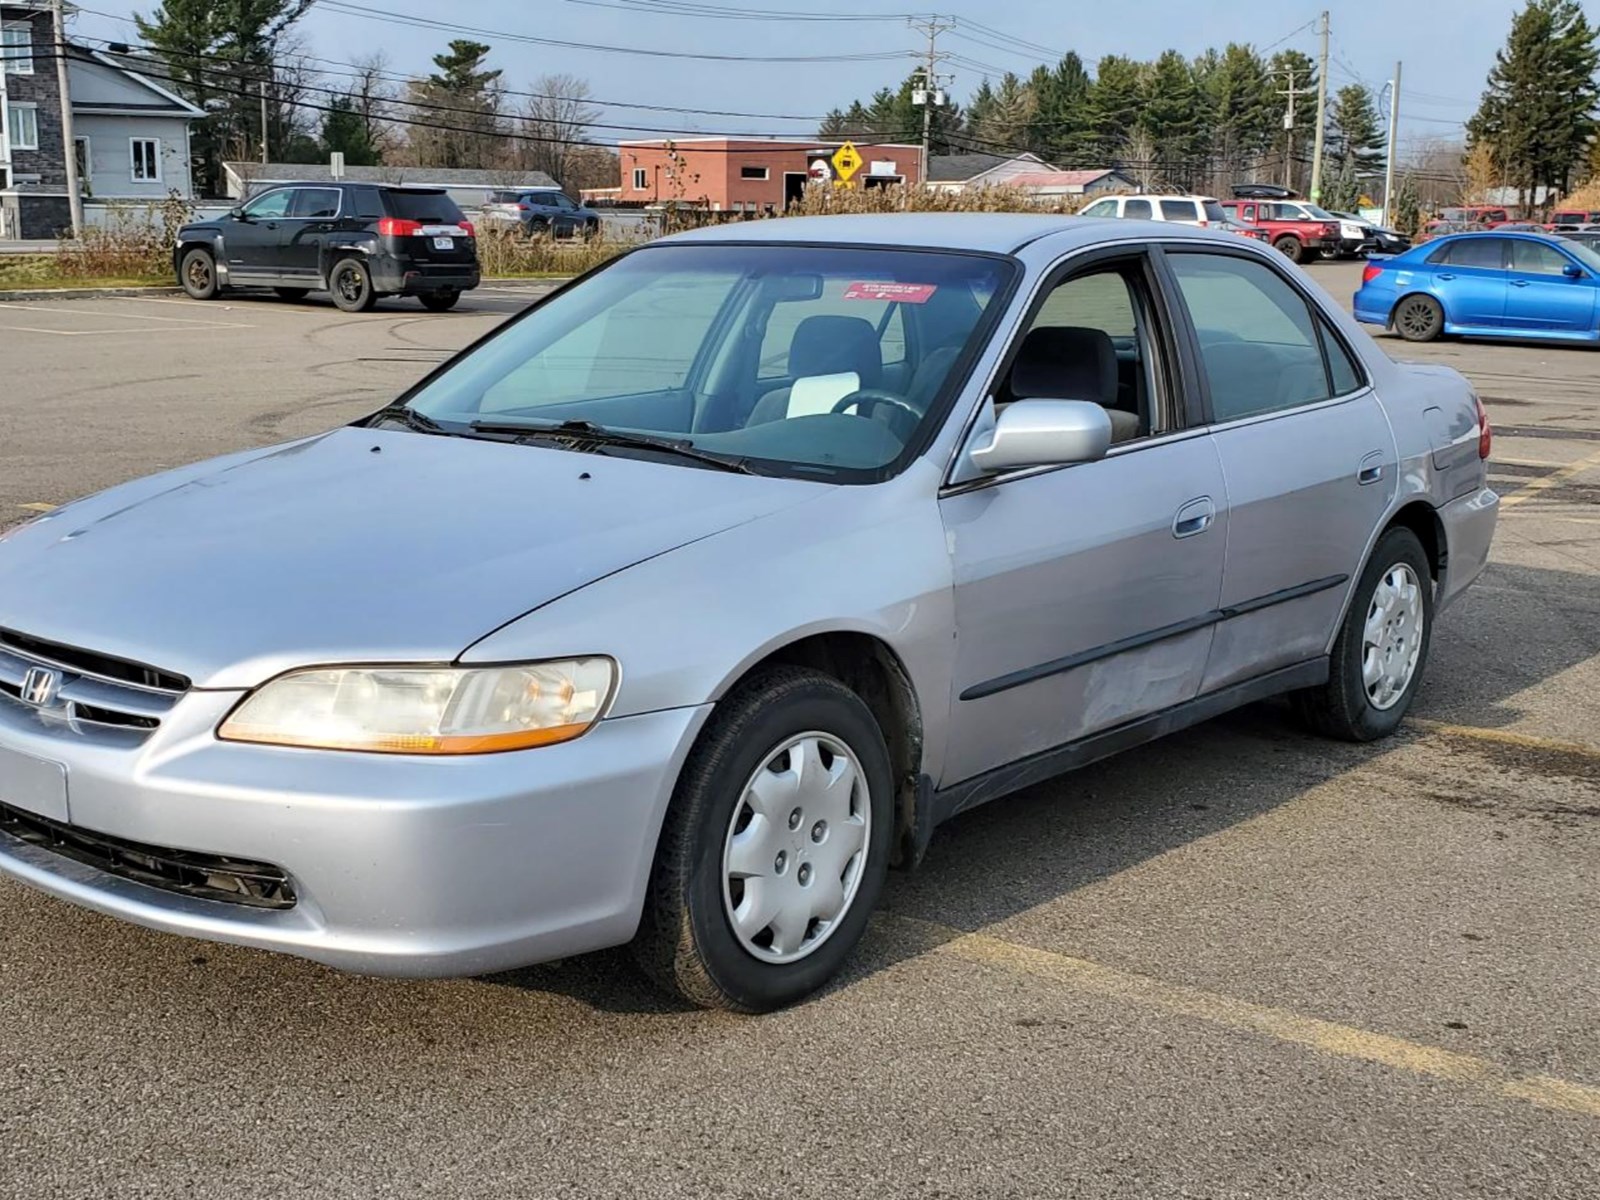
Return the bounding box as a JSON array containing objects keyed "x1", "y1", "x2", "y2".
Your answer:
[{"x1": 831, "y1": 142, "x2": 863, "y2": 183}]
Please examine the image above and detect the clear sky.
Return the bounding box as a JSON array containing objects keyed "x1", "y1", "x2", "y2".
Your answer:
[{"x1": 70, "y1": 0, "x2": 1508, "y2": 153}]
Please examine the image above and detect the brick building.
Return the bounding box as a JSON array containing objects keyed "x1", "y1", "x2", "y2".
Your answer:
[{"x1": 606, "y1": 138, "x2": 922, "y2": 211}]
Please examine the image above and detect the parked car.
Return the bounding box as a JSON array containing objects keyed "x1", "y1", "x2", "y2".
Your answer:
[
  {"x1": 1552, "y1": 209, "x2": 1600, "y2": 226},
  {"x1": 1220, "y1": 199, "x2": 1340, "y2": 263},
  {"x1": 482, "y1": 188, "x2": 602, "y2": 238},
  {"x1": 1557, "y1": 229, "x2": 1600, "y2": 253},
  {"x1": 1442, "y1": 206, "x2": 1515, "y2": 227},
  {"x1": 1417, "y1": 219, "x2": 1484, "y2": 244},
  {"x1": 1219, "y1": 217, "x2": 1272, "y2": 243},
  {"x1": 0, "y1": 215, "x2": 1498, "y2": 1011},
  {"x1": 1332, "y1": 211, "x2": 1411, "y2": 256},
  {"x1": 1077, "y1": 194, "x2": 1231, "y2": 227},
  {"x1": 174, "y1": 183, "x2": 480, "y2": 312},
  {"x1": 1354, "y1": 230, "x2": 1600, "y2": 343},
  {"x1": 1230, "y1": 182, "x2": 1298, "y2": 200}
]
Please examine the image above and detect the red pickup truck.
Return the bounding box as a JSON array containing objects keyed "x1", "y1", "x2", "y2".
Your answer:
[{"x1": 1220, "y1": 200, "x2": 1339, "y2": 263}]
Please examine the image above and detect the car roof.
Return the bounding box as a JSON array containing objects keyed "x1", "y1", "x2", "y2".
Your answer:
[{"x1": 660, "y1": 213, "x2": 1249, "y2": 255}]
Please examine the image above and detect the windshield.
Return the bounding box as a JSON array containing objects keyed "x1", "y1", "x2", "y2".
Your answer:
[
  {"x1": 1304, "y1": 205, "x2": 1339, "y2": 220},
  {"x1": 401, "y1": 243, "x2": 1012, "y2": 480},
  {"x1": 1565, "y1": 239, "x2": 1600, "y2": 273}
]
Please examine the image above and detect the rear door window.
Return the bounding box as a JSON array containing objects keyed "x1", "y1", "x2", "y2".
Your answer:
[
  {"x1": 1124, "y1": 199, "x2": 1152, "y2": 220},
  {"x1": 382, "y1": 190, "x2": 466, "y2": 224},
  {"x1": 289, "y1": 188, "x2": 340, "y2": 218},
  {"x1": 1160, "y1": 199, "x2": 1198, "y2": 223},
  {"x1": 1438, "y1": 239, "x2": 1508, "y2": 270},
  {"x1": 350, "y1": 188, "x2": 384, "y2": 220}
]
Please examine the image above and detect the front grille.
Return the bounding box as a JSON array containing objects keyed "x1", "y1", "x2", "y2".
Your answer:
[
  {"x1": 0, "y1": 802, "x2": 297, "y2": 910},
  {"x1": 0, "y1": 629, "x2": 187, "y2": 733}
]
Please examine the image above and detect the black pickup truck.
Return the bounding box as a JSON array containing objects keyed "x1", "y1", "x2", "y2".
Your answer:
[{"x1": 173, "y1": 182, "x2": 481, "y2": 312}]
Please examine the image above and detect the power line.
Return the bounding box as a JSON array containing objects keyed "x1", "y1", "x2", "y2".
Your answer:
[{"x1": 556, "y1": 0, "x2": 913, "y2": 20}]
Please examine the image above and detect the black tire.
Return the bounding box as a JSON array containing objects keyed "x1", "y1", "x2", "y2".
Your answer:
[
  {"x1": 273, "y1": 287, "x2": 310, "y2": 302},
  {"x1": 328, "y1": 256, "x2": 377, "y2": 313},
  {"x1": 1273, "y1": 235, "x2": 1305, "y2": 264},
  {"x1": 1292, "y1": 526, "x2": 1434, "y2": 742},
  {"x1": 633, "y1": 667, "x2": 894, "y2": 1013},
  {"x1": 1393, "y1": 294, "x2": 1444, "y2": 343},
  {"x1": 178, "y1": 247, "x2": 219, "y2": 300},
  {"x1": 418, "y1": 289, "x2": 460, "y2": 312}
]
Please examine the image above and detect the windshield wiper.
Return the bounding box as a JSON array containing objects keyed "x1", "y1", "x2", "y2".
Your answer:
[
  {"x1": 469, "y1": 419, "x2": 756, "y2": 474},
  {"x1": 367, "y1": 404, "x2": 458, "y2": 436}
]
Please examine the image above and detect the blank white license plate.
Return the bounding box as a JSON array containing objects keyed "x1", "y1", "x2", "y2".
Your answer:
[
  {"x1": 432, "y1": 236, "x2": 454, "y2": 251},
  {"x1": 0, "y1": 743, "x2": 68, "y2": 822}
]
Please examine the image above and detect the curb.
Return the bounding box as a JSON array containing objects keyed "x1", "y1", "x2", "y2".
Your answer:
[{"x1": 0, "y1": 285, "x2": 181, "y2": 301}]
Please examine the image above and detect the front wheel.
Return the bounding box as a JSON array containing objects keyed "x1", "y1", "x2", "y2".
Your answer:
[
  {"x1": 1273, "y1": 235, "x2": 1305, "y2": 263},
  {"x1": 178, "y1": 248, "x2": 219, "y2": 300},
  {"x1": 418, "y1": 290, "x2": 460, "y2": 312},
  {"x1": 328, "y1": 257, "x2": 376, "y2": 313},
  {"x1": 1292, "y1": 526, "x2": 1434, "y2": 742},
  {"x1": 1393, "y1": 294, "x2": 1444, "y2": 342},
  {"x1": 633, "y1": 667, "x2": 893, "y2": 1012}
]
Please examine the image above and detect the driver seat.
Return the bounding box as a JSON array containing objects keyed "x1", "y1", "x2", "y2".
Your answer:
[{"x1": 750, "y1": 315, "x2": 884, "y2": 425}]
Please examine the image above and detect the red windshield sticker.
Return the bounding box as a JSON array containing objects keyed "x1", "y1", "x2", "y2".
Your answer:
[{"x1": 843, "y1": 282, "x2": 938, "y2": 304}]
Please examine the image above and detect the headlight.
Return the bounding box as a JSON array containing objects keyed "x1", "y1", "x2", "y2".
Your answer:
[{"x1": 218, "y1": 658, "x2": 617, "y2": 754}]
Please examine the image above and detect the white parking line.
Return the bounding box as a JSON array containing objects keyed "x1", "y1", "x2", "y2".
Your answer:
[
  {"x1": 1, "y1": 302, "x2": 251, "y2": 328},
  {"x1": 0, "y1": 323, "x2": 240, "y2": 336}
]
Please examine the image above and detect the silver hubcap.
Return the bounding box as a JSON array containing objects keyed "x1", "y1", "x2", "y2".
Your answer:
[
  {"x1": 1362, "y1": 563, "x2": 1425, "y2": 710},
  {"x1": 721, "y1": 732, "x2": 870, "y2": 965}
]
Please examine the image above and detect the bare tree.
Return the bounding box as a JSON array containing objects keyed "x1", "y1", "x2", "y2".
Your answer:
[
  {"x1": 521, "y1": 74, "x2": 600, "y2": 191},
  {"x1": 349, "y1": 53, "x2": 400, "y2": 160}
]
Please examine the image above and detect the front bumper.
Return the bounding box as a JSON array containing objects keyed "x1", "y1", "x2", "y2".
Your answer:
[
  {"x1": 0, "y1": 687, "x2": 709, "y2": 977},
  {"x1": 1437, "y1": 486, "x2": 1499, "y2": 613}
]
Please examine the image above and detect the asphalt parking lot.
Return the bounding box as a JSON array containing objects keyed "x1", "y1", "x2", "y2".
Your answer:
[{"x1": 2, "y1": 263, "x2": 1599, "y2": 1198}]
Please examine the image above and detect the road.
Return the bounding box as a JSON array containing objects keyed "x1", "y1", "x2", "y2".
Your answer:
[{"x1": 2, "y1": 263, "x2": 1598, "y2": 1198}]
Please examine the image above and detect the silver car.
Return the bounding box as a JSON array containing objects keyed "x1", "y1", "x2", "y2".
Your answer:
[{"x1": 0, "y1": 215, "x2": 1498, "y2": 1011}]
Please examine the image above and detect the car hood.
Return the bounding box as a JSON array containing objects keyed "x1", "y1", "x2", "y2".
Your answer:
[{"x1": 0, "y1": 427, "x2": 827, "y2": 689}]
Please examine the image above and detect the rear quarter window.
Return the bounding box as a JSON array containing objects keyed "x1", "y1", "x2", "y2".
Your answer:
[
  {"x1": 1160, "y1": 199, "x2": 1198, "y2": 223},
  {"x1": 382, "y1": 190, "x2": 466, "y2": 224}
]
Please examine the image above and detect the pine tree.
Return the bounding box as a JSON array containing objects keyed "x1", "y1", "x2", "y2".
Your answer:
[
  {"x1": 1091, "y1": 56, "x2": 1147, "y2": 165},
  {"x1": 321, "y1": 94, "x2": 382, "y2": 166},
  {"x1": 1206, "y1": 44, "x2": 1274, "y2": 189},
  {"x1": 1329, "y1": 84, "x2": 1385, "y2": 174},
  {"x1": 1025, "y1": 53, "x2": 1092, "y2": 164},
  {"x1": 1139, "y1": 50, "x2": 1206, "y2": 187},
  {"x1": 1468, "y1": 0, "x2": 1599, "y2": 207},
  {"x1": 405, "y1": 40, "x2": 506, "y2": 169}
]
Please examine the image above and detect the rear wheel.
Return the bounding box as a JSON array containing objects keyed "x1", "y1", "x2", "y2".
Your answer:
[
  {"x1": 1273, "y1": 235, "x2": 1305, "y2": 263},
  {"x1": 418, "y1": 290, "x2": 460, "y2": 312},
  {"x1": 1292, "y1": 527, "x2": 1434, "y2": 742},
  {"x1": 1393, "y1": 294, "x2": 1444, "y2": 342},
  {"x1": 633, "y1": 667, "x2": 893, "y2": 1012},
  {"x1": 329, "y1": 257, "x2": 376, "y2": 313},
  {"x1": 178, "y1": 248, "x2": 219, "y2": 300},
  {"x1": 273, "y1": 287, "x2": 310, "y2": 302}
]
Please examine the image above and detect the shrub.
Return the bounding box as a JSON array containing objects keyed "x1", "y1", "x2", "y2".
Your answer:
[
  {"x1": 473, "y1": 224, "x2": 627, "y2": 277},
  {"x1": 55, "y1": 191, "x2": 196, "y2": 281}
]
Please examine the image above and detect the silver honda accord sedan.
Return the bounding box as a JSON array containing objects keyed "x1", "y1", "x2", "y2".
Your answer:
[{"x1": 0, "y1": 214, "x2": 1498, "y2": 1010}]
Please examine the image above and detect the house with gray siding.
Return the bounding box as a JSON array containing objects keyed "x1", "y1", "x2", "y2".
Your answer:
[{"x1": 2, "y1": 3, "x2": 201, "y2": 238}]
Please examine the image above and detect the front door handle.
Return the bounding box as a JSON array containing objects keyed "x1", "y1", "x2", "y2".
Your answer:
[
  {"x1": 1437, "y1": 273, "x2": 1455, "y2": 281},
  {"x1": 1510, "y1": 279, "x2": 1530, "y2": 288},
  {"x1": 1173, "y1": 496, "x2": 1216, "y2": 539}
]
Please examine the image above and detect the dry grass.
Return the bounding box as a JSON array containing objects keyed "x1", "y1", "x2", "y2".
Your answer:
[
  {"x1": 782, "y1": 183, "x2": 1086, "y2": 216},
  {"x1": 1560, "y1": 182, "x2": 1600, "y2": 213},
  {"x1": 473, "y1": 225, "x2": 630, "y2": 277},
  {"x1": 51, "y1": 192, "x2": 196, "y2": 283}
]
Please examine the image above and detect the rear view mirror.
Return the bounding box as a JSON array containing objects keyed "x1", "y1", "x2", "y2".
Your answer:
[
  {"x1": 969, "y1": 399, "x2": 1112, "y2": 474},
  {"x1": 762, "y1": 273, "x2": 825, "y2": 302}
]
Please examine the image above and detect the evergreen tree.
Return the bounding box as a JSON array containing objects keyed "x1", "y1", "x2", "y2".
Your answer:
[
  {"x1": 1468, "y1": 0, "x2": 1599, "y2": 206},
  {"x1": 1267, "y1": 49, "x2": 1319, "y2": 191},
  {"x1": 320, "y1": 94, "x2": 381, "y2": 166},
  {"x1": 1026, "y1": 53, "x2": 1093, "y2": 164},
  {"x1": 1140, "y1": 50, "x2": 1206, "y2": 186},
  {"x1": 1090, "y1": 55, "x2": 1147, "y2": 163},
  {"x1": 1206, "y1": 43, "x2": 1274, "y2": 181},
  {"x1": 133, "y1": 0, "x2": 315, "y2": 191},
  {"x1": 1328, "y1": 84, "x2": 1385, "y2": 174},
  {"x1": 984, "y1": 72, "x2": 1037, "y2": 155},
  {"x1": 405, "y1": 40, "x2": 506, "y2": 169}
]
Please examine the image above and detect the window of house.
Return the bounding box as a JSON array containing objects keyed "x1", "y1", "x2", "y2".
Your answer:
[
  {"x1": 74, "y1": 136, "x2": 91, "y2": 185},
  {"x1": 632, "y1": 167, "x2": 648, "y2": 190},
  {"x1": 7, "y1": 103, "x2": 38, "y2": 150},
  {"x1": 130, "y1": 138, "x2": 161, "y2": 183},
  {"x1": 2, "y1": 21, "x2": 33, "y2": 75},
  {"x1": 1168, "y1": 253, "x2": 1335, "y2": 422},
  {"x1": 740, "y1": 165, "x2": 769, "y2": 180}
]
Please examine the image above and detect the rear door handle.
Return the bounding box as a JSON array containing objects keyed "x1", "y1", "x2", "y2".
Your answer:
[
  {"x1": 1173, "y1": 496, "x2": 1216, "y2": 539},
  {"x1": 1510, "y1": 279, "x2": 1530, "y2": 288},
  {"x1": 1358, "y1": 451, "x2": 1385, "y2": 486},
  {"x1": 1437, "y1": 273, "x2": 1455, "y2": 281}
]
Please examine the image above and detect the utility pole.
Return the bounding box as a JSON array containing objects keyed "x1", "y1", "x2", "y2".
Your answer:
[
  {"x1": 1382, "y1": 62, "x2": 1402, "y2": 228},
  {"x1": 908, "y1": 16, "x2": 953, "y2": 189},
  {"x1": 1309, "y1": 10, "x2": 1330, "y2": 202},
  {"x1": 52, "y1": 0, "x2": 83, "y2": 239},
  {"x1": 1278, "y1": 68, "x2": 1314, "y2": 192},
  {"x1": 259, "y1": 76, "x2": 269, "y2": 164}
]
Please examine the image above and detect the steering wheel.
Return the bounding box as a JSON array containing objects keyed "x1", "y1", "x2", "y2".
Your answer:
[{"x1": 830, "y1": 388, "x2": 922, "y2": 425}]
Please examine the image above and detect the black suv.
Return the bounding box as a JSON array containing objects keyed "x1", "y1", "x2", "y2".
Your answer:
[{"x1": 173, "y1": 183, "x2": 481, "y2": 312}]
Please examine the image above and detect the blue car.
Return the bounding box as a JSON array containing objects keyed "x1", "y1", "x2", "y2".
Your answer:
[{"x1": 1354, "y1": 231, "x2": 1600, "y2": 344}]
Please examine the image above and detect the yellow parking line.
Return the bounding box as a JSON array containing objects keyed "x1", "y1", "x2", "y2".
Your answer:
[
  {"x1": 1408, "y1": 718, "x2": 1600, "y2": 760},
  {"x1": 1500, "y1": 446, "x2": 1600, "y2": 508},
  {"x1": 882, "y1": 915, "x2": 1600, "y2": 1120}
]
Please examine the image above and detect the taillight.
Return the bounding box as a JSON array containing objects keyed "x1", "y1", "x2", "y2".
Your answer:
[
  {"x1": 1476, "y1": 395, "x2": 1492, "y2": 460},
  {"x1": 377, "y1": 217, "x2": 422, "y2": 237},
  {"x1": 1362, "y1": 263, "x2": 1384, "y2": 285},
  {"x1": 460, "y1": 221, "x2": 475, "y2": 237},
  {"x1": 1324, "y1": 222, "x2": 1340, "y2": 238}
]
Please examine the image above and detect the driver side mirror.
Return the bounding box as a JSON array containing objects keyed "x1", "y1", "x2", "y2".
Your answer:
[
  {"x1": 230, "y1": 207, "x2": 250, "y2": 222},
  {"x1": 1564, "y1": 263, "x2": 1586, "y2": 279},
  {"x1": 968, "y1": 399, "x2": 1112, "y2": 474}
]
